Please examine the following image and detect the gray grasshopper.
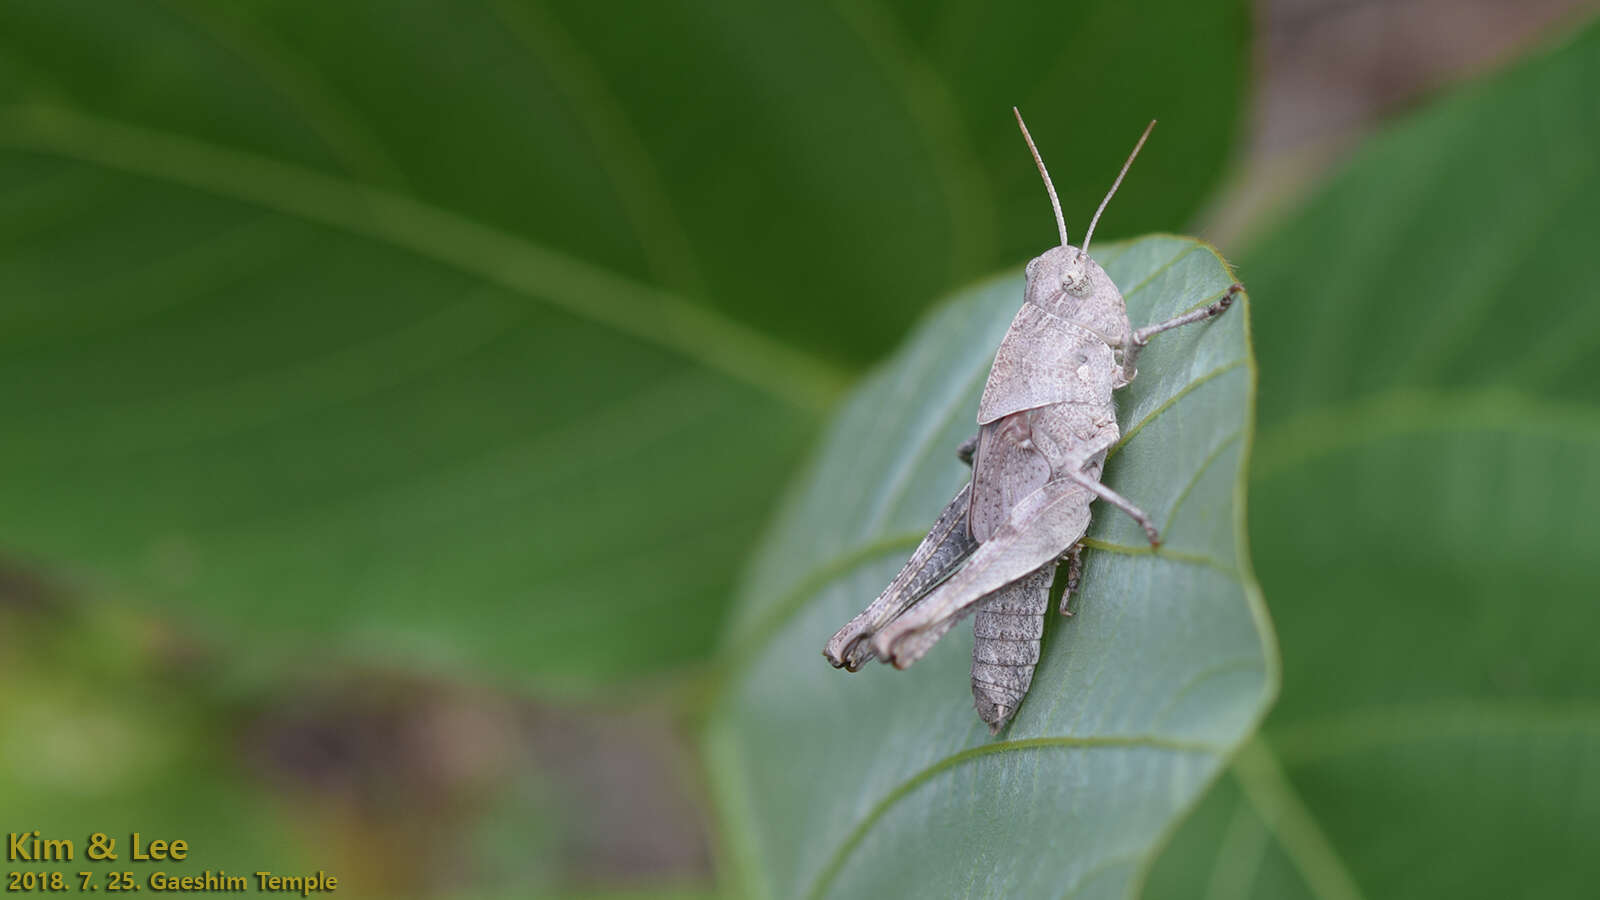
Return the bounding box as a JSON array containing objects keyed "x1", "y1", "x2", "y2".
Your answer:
[{"x1": 824, "y1": 109, "x2": 1241, "y2": 733}]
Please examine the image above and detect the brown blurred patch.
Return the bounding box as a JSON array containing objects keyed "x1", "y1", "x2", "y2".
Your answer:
[
  {"x1": 1204, "y1": 0, "x2": 1595, "y2": 245},
  {"x1": 1260, "y1": 0, "x2": 1591, "y2": 151},
  {"x1": 0, "y1": 555, "x2": 68, "y2": 615},
  {"x1": 523, "y1": 703, "x2": 714, "y2": 887},
  {"x1": 238, "y1": 674, "x2": 712, "y2": 897}
]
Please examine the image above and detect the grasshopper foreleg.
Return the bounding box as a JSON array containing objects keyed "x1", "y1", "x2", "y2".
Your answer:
[{"x1": 1118, "y1": 282, "x2": 1241, "y2": 386}]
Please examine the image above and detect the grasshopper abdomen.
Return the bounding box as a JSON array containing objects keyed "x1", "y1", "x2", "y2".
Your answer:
[{"x1": 970, "y1": 564, "x2": 1054, "y2": 733}]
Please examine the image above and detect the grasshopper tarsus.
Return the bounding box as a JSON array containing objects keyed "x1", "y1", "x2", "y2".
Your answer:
[{"x1": 1210, "y1": 283, "x2": 1242, "y2": 317}]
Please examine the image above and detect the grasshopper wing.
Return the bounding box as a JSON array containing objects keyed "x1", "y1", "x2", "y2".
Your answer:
[{"x1": 969, "y1": 410, "x2": 1050, "y2": 542}]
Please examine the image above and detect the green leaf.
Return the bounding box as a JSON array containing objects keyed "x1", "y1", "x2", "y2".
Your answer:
[
  {"x1": 708, "y1": 236, "x2": 1273, "y2": 899},
  {"x1": 1144, "y1": 19, "x2": 1600, "y2": 900},
  {"x1": 0, "y1": 0, "x2": 1247, "y2": 688}
]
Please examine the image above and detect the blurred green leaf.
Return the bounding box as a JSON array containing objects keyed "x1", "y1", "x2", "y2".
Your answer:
[
  {"x1": 0, "y1": 0, "x2": 1246, "y2": 688},
  {"x1": 707, "y1": 236, "x2": 1273, "y2": 899},
  {"x1": 1144, "y1": 18, "x2": 1600, "y2": 900}
]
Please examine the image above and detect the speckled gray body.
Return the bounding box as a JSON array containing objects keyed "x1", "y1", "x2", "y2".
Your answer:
[
  {"x1": 823, "y1": 113, "x2": 1238, "y2": 733},
  {"x1": 823, "y1": 246, "x2": 1130, "y2": 730}
]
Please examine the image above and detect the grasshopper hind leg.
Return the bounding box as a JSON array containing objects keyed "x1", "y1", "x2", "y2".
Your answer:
[
  {"x1": 971, "y1": 561, "x2": 1056, "y2": 733},
  {"x1": 824, "y1": 484, "x2": 978, "y2": 670}
]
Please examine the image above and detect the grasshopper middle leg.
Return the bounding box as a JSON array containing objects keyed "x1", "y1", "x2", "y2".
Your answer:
[
  {"x1": 1064, "y1": 466, "x2": 1162, "y2": 547},
  {"x1": 956, "y1": 433, "x2": 979, "y2": 466},
  {"x1": 1059, "y1": 540, "x2": 1085, "y2": 615}
]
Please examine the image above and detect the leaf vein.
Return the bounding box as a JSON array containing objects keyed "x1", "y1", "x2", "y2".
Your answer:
[
  {"x1": 1111, "y1": 357, "x2": 1248, "y2": 458},
  {"x1": 806, "y1": 735, "x2": 1221, "y2": 900},
  {"x1": 1164, "y1": 427, "x2": 1246, "y2": 526},
  {"x1": 1267, "y1": 699, "x2": 1600, "y2": 765},
  {"x1": 831, "y1": 0, "x2": 994, "y2": 278},
  {"x1": 159, "y1": 0, "x2": 411, "y2": 189},
  {"x1": 1231, "y1": 738, "x2": 1368, "y2": 900},
  {"x1": 491, "y1": 0, "x2": 708, "y2": 295}
]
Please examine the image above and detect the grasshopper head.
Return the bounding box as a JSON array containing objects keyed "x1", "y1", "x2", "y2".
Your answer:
[
  {"x1": 1024, "y1": 245, "x2": 1131, "y2": 346},
  {"x1": 1025, "y1": 245, "x2": 1112, "y2": 304},
  {"x1": 1010, "y1": 110, "x2": 1151, "y2": 347},
  {"x1": 1011, "y1": 108, "x2": 1155, "y2": 310}
]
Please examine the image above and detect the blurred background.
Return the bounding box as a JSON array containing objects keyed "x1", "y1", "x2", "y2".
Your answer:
[{"x1": 3, "y1": 1, "x2": 1598, "y2": 898}]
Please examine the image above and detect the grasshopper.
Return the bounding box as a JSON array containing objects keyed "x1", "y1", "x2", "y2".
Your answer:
[{"x1": 824, "y1": 110, "x2": 1241, "y2": 733}]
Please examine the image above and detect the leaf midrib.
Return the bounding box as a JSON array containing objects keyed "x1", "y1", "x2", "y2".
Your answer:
[
  {"x1": 1221, "y1": 706, "x2": 1600, "y2": 900},
  {"x1": 0, "y1": 102, "x2": 852, "y2": 412},
  {"x1": 1252, "y1": 385, "x2": 1600, "y2": 481}
]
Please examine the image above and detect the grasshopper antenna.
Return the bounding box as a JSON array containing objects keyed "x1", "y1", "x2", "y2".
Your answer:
[
  {"x1": 1013, "y1": 107, "x2": 1069, "y2": 248},
  {"x1": 1080, "y1": 119, "x2": 1155, "y2": 259}
]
